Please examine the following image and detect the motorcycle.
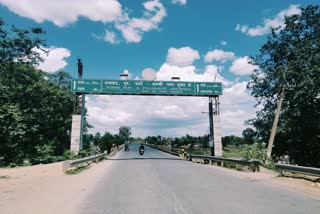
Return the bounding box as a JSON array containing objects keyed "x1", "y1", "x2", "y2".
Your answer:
[{"x1": 139, "y1": 147, "x2": 144, "y2": 155}]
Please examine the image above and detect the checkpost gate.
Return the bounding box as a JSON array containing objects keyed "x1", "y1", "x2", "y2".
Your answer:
[{"x1": 70, "y1": 79, "x2": 223, "y2": 156}]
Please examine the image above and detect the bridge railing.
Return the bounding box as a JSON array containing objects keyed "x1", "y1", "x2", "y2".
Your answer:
[
  {"x1": 275, "y1": 163, "x2": 320, "y2": 177},
  {"x1": 141, "y1": 144, "x2": 320, "y2": 176},
  {"x1": 63, "y1": 144, "x2": 124, "y2": 172},
  {"x1": 189, "y1": 154, "x2": 260, "y2": 172},
  {"x1": 145, "y1": 144, "x2": 180, "y2": 156}
]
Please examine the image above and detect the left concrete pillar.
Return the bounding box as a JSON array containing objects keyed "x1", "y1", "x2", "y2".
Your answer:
[
  {"x1": 70, "y1": 115, "x2": 81, "y2": 153},
  {"x1": 213, "y1": 115, "x2": 223, "y2": 157}
]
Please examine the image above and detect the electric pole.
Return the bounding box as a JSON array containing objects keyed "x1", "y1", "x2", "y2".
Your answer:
[{"x1": 267, "y1": 86, "x2": 285, "y2": 158}]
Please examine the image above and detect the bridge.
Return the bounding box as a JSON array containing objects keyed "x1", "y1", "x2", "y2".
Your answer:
[{"x1": 1, "y1": 143, "x2": 318, "y2": 214}]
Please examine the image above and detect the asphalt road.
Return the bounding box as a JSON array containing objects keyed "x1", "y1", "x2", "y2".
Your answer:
[{"x1": 78, "y1": 143, "x2": 319, "y2": 214}]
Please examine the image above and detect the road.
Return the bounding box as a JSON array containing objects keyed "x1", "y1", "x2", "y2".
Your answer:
[{"x1": 77, "y1": 143, "x2": 319, "y2": 214}]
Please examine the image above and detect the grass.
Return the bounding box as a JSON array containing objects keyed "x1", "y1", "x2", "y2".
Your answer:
[
  {"x1": 182, "y1": 145, "x2": 245, "y2": 159},
  {"x1": 223, "y1": 162, "x2": 244, "y2": 171},
  {"x1": 66, "y1": 165, "x2": 90, "y2": 175},
  {"x1": 184, "y1": 148, "x2": 210, "y2": 155},
  {"x1": 223, "y1": 145, "x2": 244, "y2": 159}
]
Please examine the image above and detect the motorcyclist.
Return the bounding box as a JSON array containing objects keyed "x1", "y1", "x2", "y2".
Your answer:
[
  {"x1": 125, "y1": 141, "x2": 129, "y2": 151},
  {"x1": 139, "y1": 144, "x2": 144, "y2": 151}
]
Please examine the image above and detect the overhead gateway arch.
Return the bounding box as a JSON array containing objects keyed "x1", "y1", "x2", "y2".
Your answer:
[{"x1": 70, "y1": 79, "x2": 223, "y2": 156}]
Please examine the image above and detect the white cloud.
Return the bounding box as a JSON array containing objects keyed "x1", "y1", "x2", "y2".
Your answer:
[
  {"x1": 0, "y1": 0, "x2": 167, "y2": 44},
  {"x1": 86, "y1": 95, "x2": 208, "y2": 137},
  {"x1": 166, "y1": 47, "x2": 200, "y2": 67},
  {"x1": 115, "y1": 0, "x2": 166, "y2": 43},
  {"x1": 236, "y1": 5, "x2": 301, "y2": 36},
  {"x1": 204, "y1": 49, "x2": 235, "y2": 63},
  {"x1": 104, "y1": 31, "x2": 119, "y2": 44},
  {"x1": 220, "y1": 82, "x2": 256, "y2": 134},
  {"x1": 172, "y1": 0, "x2": 187, "y2": 5},
  {"x1": 115, "y1": 24, "x2": 142, "y2": 43},
  {"x1": 33, "y1": 46, "x2": 71, "y2": 73},
  {"x1": 156, "y1": 63, "x2": 231, "y2": 85},
  {"x1": 229, "y1": 56, "x2": 259, "y2": 76},
  {"x1": 205, "y1": 65, "x2": 231, "y2": 86},
  {"x1": 0, "y1": 0, "x2": 122, "y2": 27}
]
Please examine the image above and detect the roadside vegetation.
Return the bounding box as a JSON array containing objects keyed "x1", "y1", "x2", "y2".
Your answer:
[
  {"x1": 247, "y1": 5, "x2": 320, "y2": 167},
  {"x1": 143, "y1": 128, "x2": 259, "y2": 160},
  {"x1": 0, "y1": 17, "x2": 130, "y2": 167}
]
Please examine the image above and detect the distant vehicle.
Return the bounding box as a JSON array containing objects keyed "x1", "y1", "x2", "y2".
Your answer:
[
  {"x1": 124, "y1": 142, "x2": 129, "y2": 151},
  {"x1": 139, "y1": 144, "x2": 144, "y2": 155}
]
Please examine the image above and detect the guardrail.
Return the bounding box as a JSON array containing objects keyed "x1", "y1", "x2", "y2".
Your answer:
[
  {"x1": 63, "y1": 144, "x2": 124, "y2": 172},
  {"x1": 189, "y1": 154, "x2": 260, "y2": 172},
  {"x1": 145, "y1": 144, "x2": 180, "y2": 156},
  {"x1": 275, "y1": 163, "x2": 320, "y2": 177},
  {"x1": 63, "y1": 153, "x2": 105, "y2": 172}
]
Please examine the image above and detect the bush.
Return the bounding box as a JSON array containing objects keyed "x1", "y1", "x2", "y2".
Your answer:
[
  {"x1": 242, "y1": 143, "x2": 276, "y2": 169},
  {"x1": 62, "y1": 150, "x2": 78, "y2": 160},
  {"x1": 78, "y1": 150, "x2": 91, "y2": 158},
  {"x1": 242, "y1": 143, "x2": 267, "y2": 161},
  {"x1": 31, "y1": 144, "x2": 56, "y2": 164}
]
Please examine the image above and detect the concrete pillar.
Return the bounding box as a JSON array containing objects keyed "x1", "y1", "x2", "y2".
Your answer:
[
  {"x1": 213, "y1": 115, "x2": 223, "y2": 156},
  {"x1": 70, "y1": 115, "x2": 81, "y2": 153}
]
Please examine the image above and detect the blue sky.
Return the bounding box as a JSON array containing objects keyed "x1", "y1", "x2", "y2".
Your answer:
[{"x1": 0, "y1": 0, "x2": 316, "y2": 137}]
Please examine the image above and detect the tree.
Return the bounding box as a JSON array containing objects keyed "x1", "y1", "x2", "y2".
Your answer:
[
  {"x1": 242, "y1": 128, "x2": 256, "y2": 145},
  {"x1": 93, "y1": 132, "x2": 101, "y2": 146},
  {"x1": 99, "y1": 131, "x2": 114, "y2": 153},
  {"x1": 119, "y1": 126, "x2": 131, "y2": 143},
  {"x1": 222, "y1": 135, "x2": 243, "y2": 148},
  {"x1": 248, "y1": 5, "x2": 320, "y2": 167},
  {"x1": 0, "y1": 18, "x2": 79, "y2": 166}
]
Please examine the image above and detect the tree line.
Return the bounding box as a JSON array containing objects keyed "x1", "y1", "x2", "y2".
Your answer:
[
  {"x1": 248, "y1": 5, "x2": 320, "y2": 167},
  {"x1": 0, "y1": 18, "x2": 81, "y2": 166},
  {"x1": 83, "y1": 126, "x2": 131, "y2": 154},
  {"x1": 143, "y1": 127, "x2": 256, "y2": 149}
]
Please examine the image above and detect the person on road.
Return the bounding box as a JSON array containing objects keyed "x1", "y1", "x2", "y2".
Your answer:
[
  {"x1": 139, "y1": 144, "x2": 144, "y2": 151},
  {"x1": 125, "y1": 141, "x2": 129, "y2": 151}
]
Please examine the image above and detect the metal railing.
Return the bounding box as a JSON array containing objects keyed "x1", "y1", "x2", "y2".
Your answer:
[
  {"x1": 63, "y1": 144, "x2": 124, "y2": 172},
  {"x1": 189, "y1": 154, "x2": 260, "y2": 172},
  {"x1": 63, "y1": 153, "x2": 105, "y2": 172},
  {"x1": 275, "y1": 163, "x2": 320, "y2": 177},
  {"x1": 131, "y1": 144, "x2": 320, "y2": 176},
  {"x1": 145, "y1": 144, "x2": 180, "y2": 156}
]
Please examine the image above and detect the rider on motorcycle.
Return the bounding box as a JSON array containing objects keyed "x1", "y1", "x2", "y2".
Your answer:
[{"x1": 125, "y1": 141, "x2": 129, "y2": 151}]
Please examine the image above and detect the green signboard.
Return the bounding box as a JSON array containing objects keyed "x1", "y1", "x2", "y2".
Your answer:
[{"x1": 71, "y1": 79, "x2": 222, "y2": 96}]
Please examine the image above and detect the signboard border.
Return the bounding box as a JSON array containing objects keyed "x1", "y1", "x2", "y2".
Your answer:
[{"x1": 71, "y1": 79, "x2": 223, "y2": 97}]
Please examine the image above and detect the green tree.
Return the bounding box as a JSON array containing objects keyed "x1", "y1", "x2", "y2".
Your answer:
[
  {"x1": 222, "y1": 135, "x2": 243, "y2": 148},
  {"x1": 0, "y1": 18, "x2": 78, "y2": 166},
  {"x1": 242, "y1": 128, "x2": 256, "y2": 145},
  {"x1": 248, "y1": 5, "x2": 320, "y2": 167},
  {"x1": 93, "y1": 132, "x2": 101, "y2": 146},
  {"x1": 119, "y1": 126, "x2": 131, "y2": 143},
  {"x1": 99, "y1": 131, "x2": 114, "y2": 153}
]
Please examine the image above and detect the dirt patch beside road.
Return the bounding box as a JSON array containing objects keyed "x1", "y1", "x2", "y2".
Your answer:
[{"x1": 0, "y1": 160, "x2": 114, "y2": 214}]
